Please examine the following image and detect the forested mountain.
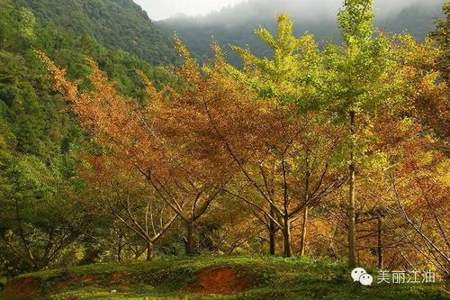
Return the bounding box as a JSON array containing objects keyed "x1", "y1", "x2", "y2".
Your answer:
[
  {"x1": 0, "y1": 0, "x2": 176, "y2": 274},
  {"x1": 159, "y1": 0, "x2": 444, "y2": 62},
  {"x1": 14, "y1": 0, "x2": 177, "y2": 64}
]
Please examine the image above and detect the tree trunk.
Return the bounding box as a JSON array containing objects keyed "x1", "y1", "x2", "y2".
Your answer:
[
  {"x1": 116, "y1": 231, "x2": 124, "y2": 262},
  {"x1": 269, "y1": 230, "x2": 276, "y2": 255},
  {"x1": 117, "y1": 243, "x2": 123, "y2": 263},
  {"x1": 299, "y1": 206, "x2": 309, "y2": 257},
  {"x1": 269, "y1": 206, "x2": 277, "y2": 255},
  {"x1": 282, "y1": 216, "x2": 292, "y2": 257},
  {"x1": 348, "y1": 110, "x2": 357, "y2": 268},
  {"x1": 185, "y1": 221, "x2": 194, "y2": 255},
  {"x1": 146, "y1": 240, "x2": 153, "y2": 261},
  {"x1": 377, "y1": 216, "x2": 383, "y2": 269}
]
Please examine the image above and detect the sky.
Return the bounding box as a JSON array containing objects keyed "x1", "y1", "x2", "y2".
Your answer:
[{"x1": 134, "y1": 0, "x2": 246, "y2": 20}]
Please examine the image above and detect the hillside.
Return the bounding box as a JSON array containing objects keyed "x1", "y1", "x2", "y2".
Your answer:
[
  {"x1": 14, "y1": 0, "x2": 177, "y2": 65},
  {"x1": 0, "y1": 0, "x2": 176, "y2": 280},
  {"x1": 159, "y1": 0, "x2": 444, "y2": 62},
  {"x1": 2, "y1": 256, "x2": 449, "y2": 299}
]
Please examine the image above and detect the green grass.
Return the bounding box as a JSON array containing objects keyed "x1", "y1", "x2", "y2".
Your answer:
[{"x1": 2, "y1": 256, "x2": 449, "y2": 299}]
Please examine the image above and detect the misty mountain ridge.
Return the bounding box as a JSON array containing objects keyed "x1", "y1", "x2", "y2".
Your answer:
[
  {"x1": 159, "y1": 0, "x2": 445, "y2": 62},
  {"x1": 162, "y1": 0, "x2": 442, "y2": 25}
]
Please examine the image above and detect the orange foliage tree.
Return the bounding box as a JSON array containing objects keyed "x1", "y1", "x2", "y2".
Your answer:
[{"x1": 38, "y1": 50, "x2": 231, "y2": 255}]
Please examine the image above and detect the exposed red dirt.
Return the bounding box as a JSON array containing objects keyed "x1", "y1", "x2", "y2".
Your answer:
[
  {"x1": 3, "y1": 277, "x2": 42, "y2": 299},
  {"x1": 49, "y1": 273, "x2": 98, "y2": 292},
  {"x1": 110, "y1": 271, "x2": 130, "y2": 284},
  {"x1": 189, "y1": 266, "x2": 251, "y2": 294},
  {"x1": 78, "y1": 274, "x2": 97, "y2": 284}
]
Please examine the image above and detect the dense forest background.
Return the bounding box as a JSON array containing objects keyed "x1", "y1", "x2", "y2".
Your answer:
[
  {"x1": 14, "y1": 0, "x2": 177, "y2": 65},
  {"x1": 0, "y1": 0, "x2": 449, "y2": 289}
]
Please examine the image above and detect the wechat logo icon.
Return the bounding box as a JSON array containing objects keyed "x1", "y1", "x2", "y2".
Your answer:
[{"x1": 351, "y1": 267, "x2": 373, "y2": 286}]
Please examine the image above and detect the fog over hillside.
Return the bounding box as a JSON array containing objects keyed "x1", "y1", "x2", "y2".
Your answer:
[
  {"x1": 162, "y1": 0, "x2": 443, "y2": 24},
  {"x1": 157, "y1": 0, "x2": 445, "y2": 62}
]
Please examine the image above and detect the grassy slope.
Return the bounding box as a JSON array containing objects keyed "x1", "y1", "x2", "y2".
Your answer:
[{"x1": 3, "y1": 256, "x2": 449, "y2": 300}]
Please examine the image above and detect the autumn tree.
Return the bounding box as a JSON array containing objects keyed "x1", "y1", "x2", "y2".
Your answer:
[
  {"x1": 80, "y1": 153, "x2": 177, "y2": 261},
  {"x1": 368, "y1": 112, "x2": 450, "y2": 276},
  {"x1": 380, "y1": 17, "x2": 450, "y2": 275},
  {"x1": 230, "y1": 16, "x2": 346, "y2": 257},
  {"x1": 39, "y1": 51, "x2": 229, "y2": 256},
  {"x1": 400, "y1": 25, "x2": 450, "y2": 153},
  {"x1": 388, "y1": 146, "x2": 450, "y2": 277}
]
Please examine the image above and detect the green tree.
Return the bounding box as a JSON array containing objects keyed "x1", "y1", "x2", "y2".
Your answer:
[
  {"x1": 231, "y1": 15, "x2": 324, "y2": 109},
  {"x1": 432, "y1": 1, "x2": 450, "y2": 81},
  {"x1": 327, "y1": 0, "x2": 398, "y2": 267},
  {"x1": 17, "y1": 7, "x2": 36, "y2": 42}
]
